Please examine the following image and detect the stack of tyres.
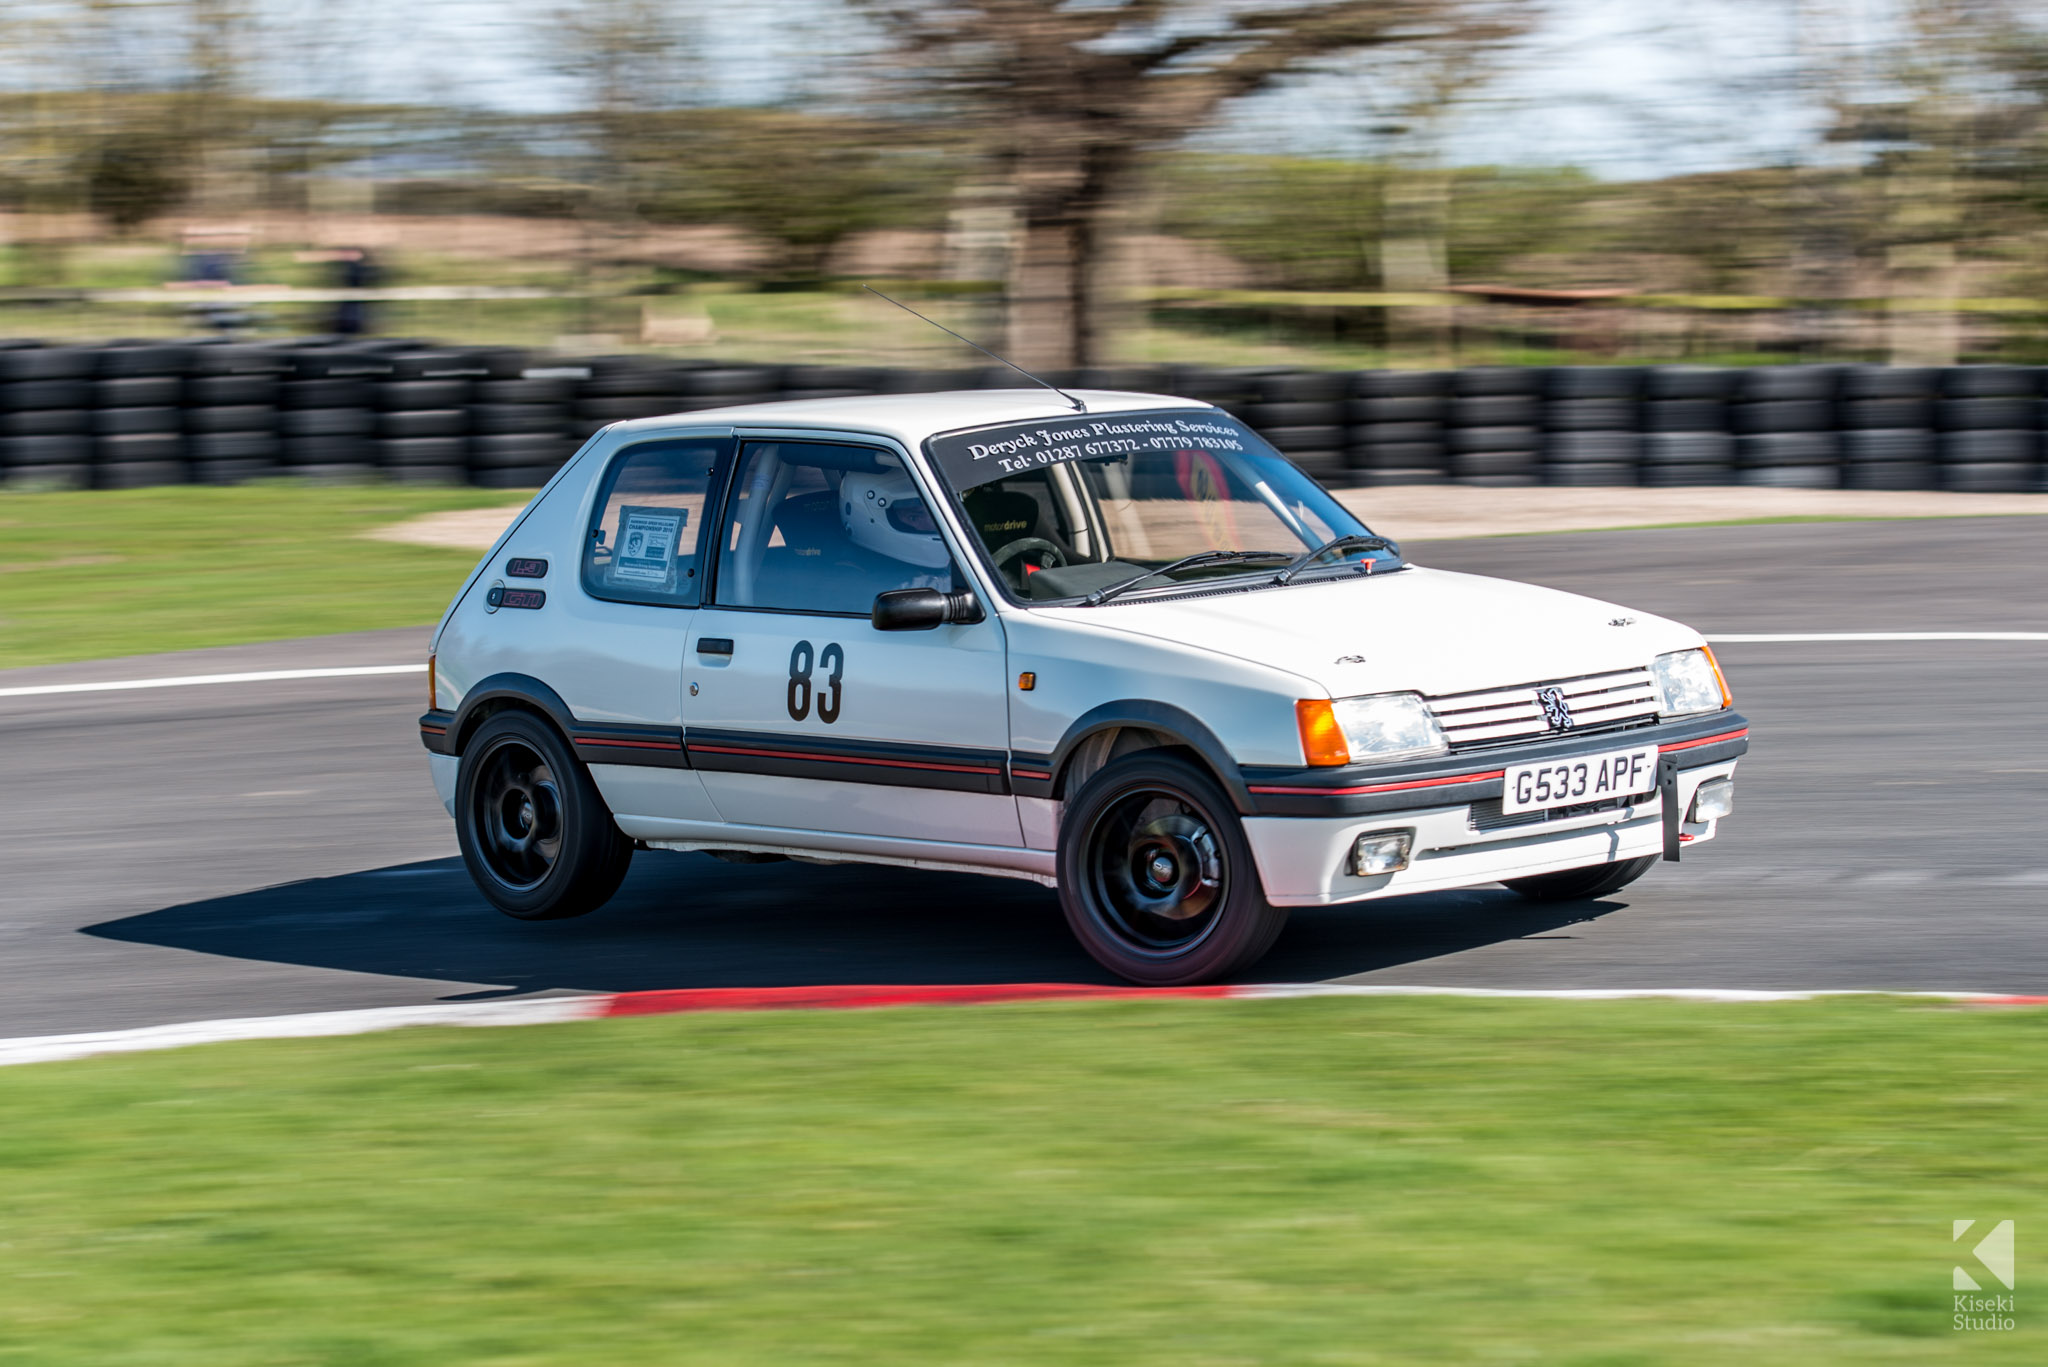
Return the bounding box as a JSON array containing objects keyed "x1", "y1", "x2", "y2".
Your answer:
[
  {"x1": 467, "y1": 368, "x2": 573, "y2": 490},
  {"x1": 672, "y1": 363, "x2": 783, "y2": 413},
  {"x1": 376, "y1": 350, "x2": 493, "y2": 486},
  {"x1": 1447, "y1": 367, "x2": 1542, "y2": 485},
  {"x1": 282, "y1": 347, "x2": 387, "y2": 480},
  {"x1": 1344, "y1": 371, "x2": 1449, "y2": 486},
  {"x1": 93, "y1": 343, "x2": 191, "y2": 489},
  {"x1": 1732, "y1": 367, "x2": 1839, "y2": 488},
  {"x1": 1237, "y1": 371, "x2": 1348, "y2": 484},
  {"x1": 185, "y1": 345, "x2": 286, "y2": 484},
  {"x1": 1076, "y1": 365, "x2": 1176, "y2": 397},
  {"x1": 572, "y1": 357, "x2": 684, "y2": 444},
  {"x1": 873, "y1": 367, "x2": 983, "y2": 395},
  {"x1": 778, "y1": 365, "x2": 887, "y2": 402},
  {"x1": 0, "y1": 345, "x2": 94, "y2": 490},
  {"x1": 1936, "y1": 367, "x2": 2038, "y2": 492},
  {"x1": 1837, "y1": 366, "x2": 1937, "y2": 490},
  {"x1": 1542, "y1": 367, "x2": 1642, "y2": 486},
  {"x1": 1639, "y1": 368, "x2": 1736, "y2": 486},
  {"x1": 470, "y1": 358, "x2": 576, "y2": 490}
]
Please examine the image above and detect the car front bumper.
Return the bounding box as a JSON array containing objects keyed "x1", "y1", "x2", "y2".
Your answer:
[{"x1": 1240, "y1": 714, "x2": 1747, "y2": 907}]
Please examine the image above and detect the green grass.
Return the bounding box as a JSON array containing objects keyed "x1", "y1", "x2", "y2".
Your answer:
[
  {"x1": 0, "y1": 484, "x2": 523, "y2": 668},
  {"x1": 0, "y1": 996, "x2": 2039, "y2": 1364}
]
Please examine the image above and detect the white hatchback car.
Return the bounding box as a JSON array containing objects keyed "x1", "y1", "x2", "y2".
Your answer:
[{"x1": 422, "y1": 389, "x2": 1747, "y2": 984}]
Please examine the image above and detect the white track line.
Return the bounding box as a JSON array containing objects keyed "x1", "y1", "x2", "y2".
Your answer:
[
  {"x1": 1706, "y1": 632, "x2": 2048, "y2": 643},
  {"x1": 0, "y1": 985, "x2": 2035, "y2": 1069},
  {"x1": 0, "y1": 663, "x2": 426, "y2": 699},
  {"x1": 0, "y1": 998, "x2": 598, "y2": 1067}
]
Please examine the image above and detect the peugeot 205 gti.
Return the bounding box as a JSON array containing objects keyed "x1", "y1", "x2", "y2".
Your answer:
[{"x1": 420, "y1": 388, "x2": 1747, "y2": 984}]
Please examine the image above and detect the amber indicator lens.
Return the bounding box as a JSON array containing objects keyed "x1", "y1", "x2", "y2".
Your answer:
[
  {"x1": 1017, "y1": 672, "x2": 1037, "y2": 691},
  {"x1": 1295, "y1": 699, "x2": 1351, "y2": 767}
]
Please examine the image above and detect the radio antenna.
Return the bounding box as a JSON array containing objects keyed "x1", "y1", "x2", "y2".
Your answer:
[{"x1": 863, "y1": 284, "x2": 1086, "y2": 413}]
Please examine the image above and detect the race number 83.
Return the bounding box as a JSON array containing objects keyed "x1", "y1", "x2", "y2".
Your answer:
[{"x1": 788, "y1": 641, "x2": 844, "y2": 723}]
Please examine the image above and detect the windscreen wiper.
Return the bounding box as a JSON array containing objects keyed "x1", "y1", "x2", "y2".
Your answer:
[
  {"x1": 1084, "y1": 550, "x2": 1293, "y2": 606},
  {"x1": 1273, "y1": 534, "x2": 1401, "y2": 586}
]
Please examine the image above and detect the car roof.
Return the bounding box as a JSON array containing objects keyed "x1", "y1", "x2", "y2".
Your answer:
[{"x1": 601, "y1": 389, "x2": 1214, "y2": 449}]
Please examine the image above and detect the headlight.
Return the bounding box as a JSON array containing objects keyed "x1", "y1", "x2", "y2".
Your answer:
[
  {"x1": 1652, "y1": 648, "x2": 1730, "y2": 716},
  {"x1": 1297, "y1": 692, "x2": 1448, "y2": 766}
]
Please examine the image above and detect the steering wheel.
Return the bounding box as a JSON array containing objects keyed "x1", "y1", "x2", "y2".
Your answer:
[{"x1": 989, "y1": 537, "x2": 1069, "y2": 580}]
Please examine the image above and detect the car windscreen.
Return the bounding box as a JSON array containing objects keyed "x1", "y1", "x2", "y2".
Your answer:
[{"x1": 924, "y1": 409, "x2": 1386, "y2": 603}]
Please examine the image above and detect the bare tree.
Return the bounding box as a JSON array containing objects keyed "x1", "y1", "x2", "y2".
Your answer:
[{"x1": 866, "y1": 0, "x2": 1527, "y2": 367}]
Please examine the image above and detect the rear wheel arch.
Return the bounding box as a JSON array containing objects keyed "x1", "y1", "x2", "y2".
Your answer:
[{"x1": 450, "y1": 673, "x2": 579, "y2": 756}]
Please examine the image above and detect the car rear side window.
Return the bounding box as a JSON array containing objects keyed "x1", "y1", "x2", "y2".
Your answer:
[{"x1": 582, "y1": 438, "x2": 729, "y2": 608}]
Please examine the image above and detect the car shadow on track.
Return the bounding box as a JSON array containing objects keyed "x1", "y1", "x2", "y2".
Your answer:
[{"x1": 83, "y1": 851, "x2": 1623, "y2": 997}]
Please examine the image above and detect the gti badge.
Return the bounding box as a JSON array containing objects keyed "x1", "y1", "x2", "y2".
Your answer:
[{"x1": 1536, "y1": 685, "x2": 1574, "y2": 732}]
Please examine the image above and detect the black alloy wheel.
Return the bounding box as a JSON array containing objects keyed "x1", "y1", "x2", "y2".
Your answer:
[
  {"x1": 455, "y1": 710, "x2": 633, "y2": 920},
  {"x1": 1057, "y1": 751, "x2": 1287, "y2": 985},
  {"x1": 472, "y1": 740, "x2": 564, "y2": 890}
]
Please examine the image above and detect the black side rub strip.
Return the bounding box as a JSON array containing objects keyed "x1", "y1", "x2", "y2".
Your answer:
[
  {"x1": 573, "y1": 721, "x2": 691, "y2": 770},
  {"x1": 685, "y1": 728, "x2": 1010, "y2": 795},
  {"x1": 419, "y1": 709, "x2": 456, "y2": 755}
]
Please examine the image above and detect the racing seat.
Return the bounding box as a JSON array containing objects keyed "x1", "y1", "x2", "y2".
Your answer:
[
  {"x1": 757, "y1": 487, "x2": 936, "y2": 614},
  {"x1": 962, "y1": 484, "x2": 1062, "y2": 591}
]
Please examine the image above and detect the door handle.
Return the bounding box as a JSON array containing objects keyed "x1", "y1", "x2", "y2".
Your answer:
[{"x1": 697, "y1": 638, "x2": 734, "y2": 657}]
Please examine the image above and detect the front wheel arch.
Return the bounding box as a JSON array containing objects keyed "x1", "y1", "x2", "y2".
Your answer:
[{"x1": 1048, "y1": 701, "x2": 1252, "y2": 814}]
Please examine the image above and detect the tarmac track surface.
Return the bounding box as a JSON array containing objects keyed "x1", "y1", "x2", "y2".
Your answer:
[{"x1": 2, "y1": 517, "x2": 2045, "y2": 1038}]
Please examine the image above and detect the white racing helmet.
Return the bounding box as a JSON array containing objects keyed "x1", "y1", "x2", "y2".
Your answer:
[{"x1": 841, "y1": 467, "x2": 949, "y2": 569}]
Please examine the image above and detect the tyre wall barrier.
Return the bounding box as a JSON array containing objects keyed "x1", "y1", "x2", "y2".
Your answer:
[{"x1": 0, "y1": 341, "x2": 2043, "y2": 494}]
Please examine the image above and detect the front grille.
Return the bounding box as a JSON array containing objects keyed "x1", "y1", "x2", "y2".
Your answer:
[
  {"x1": 1467, "y1": 795, "x2": 1630, "y2": 833},
  {"x1": 1427, "y1": 667, "x2": 1659, "y2": 750}
]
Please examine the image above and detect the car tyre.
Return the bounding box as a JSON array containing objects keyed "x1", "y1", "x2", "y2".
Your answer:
[
  {"x1": 1057, "y1": 751, "x2": 1286, "y2": 985},
  {"x1": 1502, "y1": 855, "x2": 1657, "y2": 903},
  {"x1": 456, "y1": 710, "x2": 632, "y2": 920}
]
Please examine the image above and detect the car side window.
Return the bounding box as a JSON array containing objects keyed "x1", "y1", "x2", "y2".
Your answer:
[
  {"x1": 582, "y1": 438, "x2": 728, "y2": 608},
  {"x1": 714, "y1": 440, "x2": 960, "y2": 615}
]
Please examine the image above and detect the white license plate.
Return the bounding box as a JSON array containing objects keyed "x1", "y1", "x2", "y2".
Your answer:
[{"x1": 1501, "y1": 744, "x2": 1659, "y2": 815}]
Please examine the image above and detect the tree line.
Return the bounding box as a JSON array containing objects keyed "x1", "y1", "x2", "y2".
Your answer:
[{"x1": 3, "y1": 1, "x2": 2048, "y2": 366}]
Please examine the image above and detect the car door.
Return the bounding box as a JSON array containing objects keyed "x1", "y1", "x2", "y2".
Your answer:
[
  {"x1": 683, "y1": 436, "x2": 1022, "y2": 847},
  {"x1": 558, "y1": 432, "x2": 733, "y2": 824}
]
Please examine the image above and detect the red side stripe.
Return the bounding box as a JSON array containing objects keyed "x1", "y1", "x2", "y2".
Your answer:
[
  {"x1": 689, "y1": 743, "x2": 1002, "y2": 776},
  {"x1": 578, "y1": 737, "x2": 683, "y2": 750},
  {"x1": 1657, "y1": 727, "x2": 1750, "y2": 754},
  {"x1": 602, "y1": 982, "x2": 1234, "y2": 1016}
]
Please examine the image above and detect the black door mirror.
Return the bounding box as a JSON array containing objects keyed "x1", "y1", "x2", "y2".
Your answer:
[{"x1": 872, "y1": 587, "x2": 983, "y2": 631}]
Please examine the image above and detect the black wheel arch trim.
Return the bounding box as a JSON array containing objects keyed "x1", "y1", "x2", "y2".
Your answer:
[
  {"x1": 1039, "y1": 701, "x2": 1254, "y2": 814},
  {"x1": 435, "y1": 674, "x2": 582, "y2": 758}
]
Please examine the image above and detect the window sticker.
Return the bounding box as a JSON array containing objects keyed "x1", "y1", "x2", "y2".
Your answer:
[
  {"x1": 925, "y1": 410, "x2": 1259, "y2": 493},
  {"x1": 610, "y1": 505, "x2": 688, "y2": 590}
]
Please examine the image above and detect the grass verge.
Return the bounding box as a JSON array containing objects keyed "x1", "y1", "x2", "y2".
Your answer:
[
  {"x1": 0, "y1": 996, "x2": 2040, "y2": 1364},
  {"x1": 0, "y1": 484, "x2": 522, "y2": 668}
]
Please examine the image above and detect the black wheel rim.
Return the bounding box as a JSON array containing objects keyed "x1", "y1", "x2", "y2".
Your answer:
[
  {"x1": 1082, "y1": 786, "x2": 1227, "y2": 957},
  {"x1": 469, "y1": 739, "x2": 564, "y2": 891}
]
